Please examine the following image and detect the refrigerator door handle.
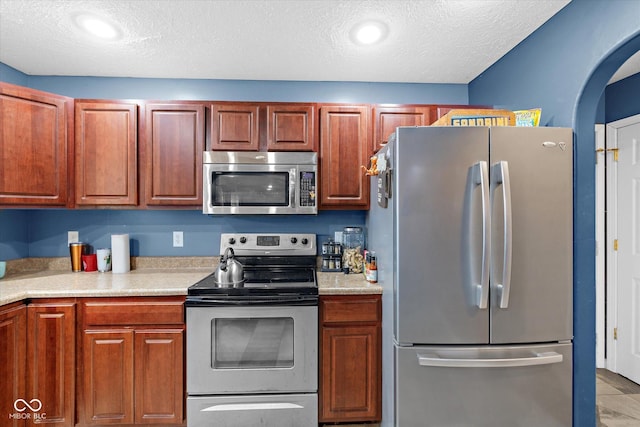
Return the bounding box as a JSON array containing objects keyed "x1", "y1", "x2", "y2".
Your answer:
[
  {"x1": 417, "y1": 351, "x2": 563, "y2": 368},
  {"x1": 491, "y1": 161, "x2": 513, "y2": 309},
  {"x1": 472, "y1": 161, "x2": 490, "y2": 309}
]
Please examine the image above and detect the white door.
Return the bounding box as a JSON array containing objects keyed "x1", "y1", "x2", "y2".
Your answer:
[{"x1": 606, "y1": 114, "x2": 640, "y2": 384}]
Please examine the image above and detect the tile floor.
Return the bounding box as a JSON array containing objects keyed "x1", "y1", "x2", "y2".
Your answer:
[{"x1": 597, "y1": 368, "x2": 640, "y2": 426}]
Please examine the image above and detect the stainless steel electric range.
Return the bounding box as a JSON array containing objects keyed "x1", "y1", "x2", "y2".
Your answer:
[{"x1": 185, "y1": 233, "x2": 318, "y2": 427}]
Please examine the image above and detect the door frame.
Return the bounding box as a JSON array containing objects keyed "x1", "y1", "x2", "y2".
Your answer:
[
  {"x1": 604, "y1": 113, "x2": 640, "y2": 372},
  {"x1": 595, "y1": 124, "x2": 605, "y2": 369}
]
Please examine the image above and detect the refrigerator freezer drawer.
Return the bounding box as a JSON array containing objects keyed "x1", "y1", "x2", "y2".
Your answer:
[
  {"x1": 396, "y1": 343, "x2": 572, "y2": 427},
  {"x1": 187, "y1": 394, "x2": 317, "y2": 427}
]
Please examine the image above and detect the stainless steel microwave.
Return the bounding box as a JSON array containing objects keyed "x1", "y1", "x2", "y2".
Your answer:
[{"x1": 203, "y1": 151, "x2": 317, "y2": 215}]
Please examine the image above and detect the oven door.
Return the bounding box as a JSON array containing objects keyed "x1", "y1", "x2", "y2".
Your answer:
[{"x1": 186, "y1": 305, "x2": 317, "y2": 394}]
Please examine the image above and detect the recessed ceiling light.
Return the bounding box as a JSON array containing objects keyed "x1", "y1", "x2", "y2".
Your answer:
[
  {"x1": 74, "y1": 14, "x2": 121, "y2": 40},
  {"x1": 351, "y1": 21, "x2": 388, "y2": 46}
]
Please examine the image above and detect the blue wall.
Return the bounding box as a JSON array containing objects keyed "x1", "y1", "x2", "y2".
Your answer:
[
  {"x1": 0, "y1": 63, "x2": 28, "y2": 86},
  {"x1": 605, "y1": 72, "x2": 640, "y2": 123},
  {"x1": 1, "y1": 66, "x2": 468, "y2": 261},
  {"x1": 23, "y1": 209, "x2": 365, "y2": 257},
  {"x1": 469, "y1": 1, "x2": 640, "y2": 426},
  {"x1": 0, "y1": 210, "x2": 29, "y2": 259}
]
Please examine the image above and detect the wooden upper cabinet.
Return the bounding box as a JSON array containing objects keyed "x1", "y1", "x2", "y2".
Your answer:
[
  {"x1": 211, "y1": 102, "x2": 317, "y2": 151},
  {"x1": 210, "y1": 103, "x2": 260, "y2": 151},
  {"x1": 266, "y1": 104, "x2": 316, "y2": 151},
  {"x1": 372, "y1": 105, "x2": 432, "y2": 152},
  {"x1": 142, "y1": 103, "x2": 205, "y2": 206},
  {"x1": 0, "y1": 82, "x2": 71, "y2": 207},
  {"x1": 75, "y1": 101, "x2": 138, "y2": 206},
  {"x1": 319, "y1": 104, "x2": 371, "y2": 210}
]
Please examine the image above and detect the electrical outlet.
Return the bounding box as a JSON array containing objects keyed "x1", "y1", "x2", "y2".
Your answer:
[
  {"x1": 173, "y1": 231, "x2": 184, "y2": 248},
  {"x1": 68, "y1": 231, "x2": 79, "y2": 245}
]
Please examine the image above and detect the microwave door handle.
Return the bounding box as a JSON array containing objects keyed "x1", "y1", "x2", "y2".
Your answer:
[{"x1": 290, "y1": 168, "x2": 297, "y2": 208}]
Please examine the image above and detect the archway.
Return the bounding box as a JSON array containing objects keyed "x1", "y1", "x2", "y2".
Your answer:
[{"x1": 574, "y1": 33, "x2": 640, "y2": 425}]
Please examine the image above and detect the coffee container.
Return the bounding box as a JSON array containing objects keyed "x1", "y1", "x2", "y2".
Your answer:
[{"x1": 69, "y1": 242, "x2": 85, "y2": 272}]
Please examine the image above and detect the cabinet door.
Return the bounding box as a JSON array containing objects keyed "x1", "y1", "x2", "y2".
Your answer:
[
  {"x1": 372, "y1": 105, "x2": 432, "y2": 152},
  {"x1": 83, "y1": 330, "x2": 134, "y2": 425},
  {"x1": 210, "y1": 103, "x2": 260, "y2": 151},
  {"x1": 75, "y1": 101, "x2": 138, "y2": 206},
  {"x1": 319, "y1": 105, "x2": 371, "y2": 209},
  {"x1": 27, "y1": 302, "x2": 75, "y2": 427},
  {"x1": 0, "y1": 83, "x2": 70, "y2": 206},
  {"x1": 319, "y1": 295, "x2": 382, "y2": 423},
  {"x1": 320, "y1": 324, "x2": 381, "y2": 423},
  {"x1": 0, "y1": 304, "x2": 27, "y2": 427},
  {"x1": 266, "y1": 104, "x2": 316, "y2": 151},
  {"x1": 134, "y1": 330, "x2": 184, "y2": 424},
  {"x1": 143, "y1": 103, "x2": 204, "y2": 206}
]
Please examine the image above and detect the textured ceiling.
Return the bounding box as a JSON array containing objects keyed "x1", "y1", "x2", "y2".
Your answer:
[{"x1": 0, "y1": 0, "x2": 635, "y2": 84}]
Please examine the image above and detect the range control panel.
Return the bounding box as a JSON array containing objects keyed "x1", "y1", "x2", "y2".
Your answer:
[{"x1": 219, "y1": 233, "x2": 317, "y2": 256}]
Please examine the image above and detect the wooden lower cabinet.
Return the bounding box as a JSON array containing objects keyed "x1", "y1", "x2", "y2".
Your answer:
[
  {"x1": 319, "y1": 295, "x2": 382, "y2": 423},
  {"x1": 27, "y1": 301, "x2": 76, "y2": 427},
  {"x1": 134, "y1": 331, "x2": 184, "y2": 424},
  {"x1": 83, "y1": 330, "x2": 134, "y2": 424},
  {"x1": 0, "y1": 303, "x2": 27, "y2": 427},
  {"x1": 79, "y1": 297, "x2": 185, "y2": 426},
  {"x1": 0, "y1": 300, "x2": 76, "y2": 427}
]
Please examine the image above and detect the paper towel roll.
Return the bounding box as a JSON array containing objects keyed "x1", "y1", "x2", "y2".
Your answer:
[{"x1": 111, "y1": 234, "x2": 130, "y2": 274}]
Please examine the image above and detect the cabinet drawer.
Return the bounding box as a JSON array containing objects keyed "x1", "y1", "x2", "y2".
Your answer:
[
  {"x1": 321, "y1": 296, "x2": 381, "y2": 324},
  {"x1": 83, "y1": 298, "x2": 184, "y2": 326}
]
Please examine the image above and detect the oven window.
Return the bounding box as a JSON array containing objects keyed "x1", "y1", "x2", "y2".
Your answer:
[
  {"x1": 212, "y1": 318, "x2": 294, "y2": 369},
  {"x1": 212, "y1": 172, "x2": 289, "y2": 206}
]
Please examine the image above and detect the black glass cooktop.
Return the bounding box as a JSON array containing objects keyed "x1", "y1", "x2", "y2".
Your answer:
[{"x1": 186, "y1": 256, "x2": 317, "y2": 304}]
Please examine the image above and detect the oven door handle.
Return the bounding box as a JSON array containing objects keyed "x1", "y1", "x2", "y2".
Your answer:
[
  {"x1": 185, "y1": 295, "x2": 318, "y2": 306},
  {"x1": 203, "y1": 402, "x2": 304, "y2": 412}
]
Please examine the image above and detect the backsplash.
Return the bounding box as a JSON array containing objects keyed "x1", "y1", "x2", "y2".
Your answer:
[{"x1": 0, "y1": 209, "x2": 365, "y2": 260}]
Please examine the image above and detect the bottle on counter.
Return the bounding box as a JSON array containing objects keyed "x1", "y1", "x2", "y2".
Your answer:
[
  {"x1": 365, "y1": 251, "x2": 377, "y2": 283},
  {"x1": 369, "y1": 252, "x2": 377, "y2": 283}
]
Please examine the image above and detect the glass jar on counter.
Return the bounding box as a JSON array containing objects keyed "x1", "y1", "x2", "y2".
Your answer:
[
  {"x1": 343, "y1": 227, "x2": 364, "y2": 251},
  {"x1": 342, "y1": 227, "x2": 364, "y2": 273}
]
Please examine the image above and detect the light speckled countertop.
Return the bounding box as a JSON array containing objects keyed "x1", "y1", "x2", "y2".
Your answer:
[{"x1": 0, "y1": 257, "x2": 381, "y2": 306}]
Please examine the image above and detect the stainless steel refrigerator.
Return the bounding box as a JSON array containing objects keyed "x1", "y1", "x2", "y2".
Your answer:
[{"x1": 366, "y1": 126, "x2": 573, "y2": 427}]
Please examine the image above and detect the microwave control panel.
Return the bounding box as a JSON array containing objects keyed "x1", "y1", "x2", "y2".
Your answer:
[{"x1": 299, "y1": 171, "x2": 316, "y2": 207}]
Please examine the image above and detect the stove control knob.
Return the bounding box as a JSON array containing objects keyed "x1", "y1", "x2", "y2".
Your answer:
[
  {"x1": 239, "y1": 237, "x2": 247, "y2": 244},
  {"x1": 228, "y1": 237, "x2": 236, "y2": 245},
  {"x1": 301, "y1": 238, "x2": 309, "y2": 245},
  {"x1": 290, "y1": 237, "x2": 298, "y2": 244}
]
